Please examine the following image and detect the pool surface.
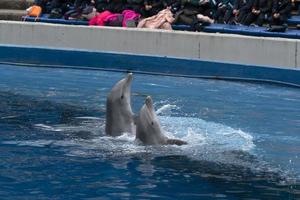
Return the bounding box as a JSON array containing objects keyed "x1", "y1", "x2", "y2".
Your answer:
[{"x1": 0, "y1": 64, "x2": 300, "y2": 199}]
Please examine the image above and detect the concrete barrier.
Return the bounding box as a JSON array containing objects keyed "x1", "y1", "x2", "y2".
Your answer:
[{"x1": 0, "y1": 21, "x2": 299, "y2": 69}]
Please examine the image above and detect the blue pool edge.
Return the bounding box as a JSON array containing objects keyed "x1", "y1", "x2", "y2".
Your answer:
[{"x1": 1, "y1": 44, "x2": 300, "y2": 88}]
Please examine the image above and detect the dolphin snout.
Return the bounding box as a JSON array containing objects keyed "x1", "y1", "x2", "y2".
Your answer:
[
  {"x1": 145, "y1": 96, "x2": 153, "y2": 109},
  {"x1": 126, "y1": 73, "x2": 133, "y2": 83}
]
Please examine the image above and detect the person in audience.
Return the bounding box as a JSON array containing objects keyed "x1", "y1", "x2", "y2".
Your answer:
[
  {"x1": 162, "y1": 0, "x2": 181, "y2": 9},
  {"x1": 174, "y1": 0, "x2": 203, "y2": 26},
  {"x1": 291, "y1": 0, "x2": 300, "y2": 15},
  {"x1": 172, "y1": 0, "x2": 214, "y2": 30},
  {"x1": 232, "y1": 0, "x2": 255, "y2": 24},
  {"x1": 243, "y1": 0, "x2": 272, "y2": 25},
  {"x1": 34, "y1": 0, "x2": 52, "y2": 13},
  {"x1": 124, "y1": 0, "x2": 145, "y2": 15},
  {"x1": 144, "y1": 0, "x2": 164, "y2": 17},
  {"x1": 32, "y1": 0, "x2": 294, "y2": 32},
  {"x1": 74, "y1": 0, "x2": 94, "y2": 8},
  {"x1": 270, "y1": 0, "x2": 291, "y2": 25},
  {"x1": 105, "y1": 0, "x2": 127, "y2": 13},
  {"x1": 49, "y1": 0, "x2": 75, "y2": 14},
  {"x1": 94, "y1": 0, "x2": 111, "y2": 12},
  {"x1": 213, "y1": 0, "x2": 235, "y2": 23}
]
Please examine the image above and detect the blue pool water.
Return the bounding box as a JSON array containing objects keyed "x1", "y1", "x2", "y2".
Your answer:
[{"x1": 0, "y1": 64, "x2": 300, "y2": 199}]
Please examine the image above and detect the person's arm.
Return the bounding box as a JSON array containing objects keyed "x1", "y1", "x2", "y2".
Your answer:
[
  {"x1": 279, "y1": 0, "x2": 291, "y2": 15},
  {"x1": 241, "y1": 0, "x2": 254, "y2": 11},
  {"x1": 233, "y1": 0, "x2": 240, "y2": 9},
  {"x1": 252, "y1": 0, "x2": 259, "y2": 10},
  {"x1": 272, "y1": 0, "x2": 279, "y2": 13},
  {"x1": 260, "y1": 0, "x2": 272, "y2": 13},
  {"x1": 233, "y1": 0, "x2": 241, "y2": 15}
]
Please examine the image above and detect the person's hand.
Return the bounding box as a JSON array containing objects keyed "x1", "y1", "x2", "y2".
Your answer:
[
  {"x1": 252, "y1": 9, "x2": 260, "y2": 14},
  {"x1": 273, "y1": 13, "x2": 280, "y2": 18},
  {"x1": 145, "y1": 5, "x2": 152, "y2": 10},
  {"x1": 233, "y1": 9, "x2": 239, "y2": 15}
]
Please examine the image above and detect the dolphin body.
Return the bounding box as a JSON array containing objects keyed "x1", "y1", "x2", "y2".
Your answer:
[
  {"x1": 136, "y1": 96, "x2": 187, "y2": 146},
  {"x1": 105, "y1": 73, "x2": 135, "y2": 136}
]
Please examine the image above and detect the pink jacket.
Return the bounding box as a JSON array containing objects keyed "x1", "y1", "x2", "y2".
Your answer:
[
  {"x1": 122, "y1": 10, "x2": 141, "y2": 27},
  {"x1": 89, "y1": 10, "x2": 113, "y2": 26}
]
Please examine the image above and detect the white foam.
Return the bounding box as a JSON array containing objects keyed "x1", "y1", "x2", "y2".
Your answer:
[
  {"x1": 75, "y1": 116, "x2": 102, "y2": 120},
  {"x1": 4, "y1": 115, "x2": 255, "y2": 164},
  {"x1": 144, "y1": 83, "x2": 170, "y2": 88},
  {"x1": 34, "y1": 124, "x2": 63, "y2": 132},
  {"x1": 1, "y1": 115, "x2": 20, "y2": 119},
  {"x1": 3, "y1": 140, "x2": 54, "y2": 147},
  {"x1": 156, "y1": 104, "x2": 178, "y2": 115},
  {"x1": 159, "y1": 116, "x2": 255, "y2": 152},
  {"x1": 34, "y1": 118, "x2": 105, "y2": 135}
]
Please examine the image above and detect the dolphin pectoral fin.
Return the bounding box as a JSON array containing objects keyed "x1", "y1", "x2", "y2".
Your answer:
[{"x1": 166, "y1": 138, "x2": 188, "y2": 146}]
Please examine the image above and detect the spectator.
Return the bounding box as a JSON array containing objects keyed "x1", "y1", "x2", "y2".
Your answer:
[
  {"x1": 50, "y1": 0, "x2": 74, "y2": 14},
  {"x1": 34, "y1": 0, "x2": 52, "y2": 13},
  {"x1": 213, "y1": 0, "x2": 235, "y2": 23},
  {"x1": 106, "y1": 0, "x2": 127, "y2": 13},
  {"x1": 270, "y1": 0, "x2": 291, "y2": 25},
  {"x1": 94, "y1": 0, "x2": 111, "y2": 12},
  {"x1": 144, "y1": 0, "x2": 164, "y2": 17},
  {"x1": 243, "y1": 0, "x2": 272, "y2": 26},
  {"x1": 124, "y1": 0, "x2": 145, "y2": 15},
  {"x1": 74, "y1": 0, "x2": 94, "y2": 8},
  {"x1": 232, "y1": 0, "x2": 255, "y2": 24}
]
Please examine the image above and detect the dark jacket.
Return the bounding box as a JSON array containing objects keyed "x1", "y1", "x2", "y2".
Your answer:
[
  {"x1": 216, "y1": 0, "x2": 234, "y2": 9},
  {"x1": 234, "y1": 0, "x2": 254, "y2": 11},
  {"x1": 272, "y1": 0, "x2": 291, "y2": 16},
  {"x1": 252, "y1": 0, "x2": 272, "y2": 13}
]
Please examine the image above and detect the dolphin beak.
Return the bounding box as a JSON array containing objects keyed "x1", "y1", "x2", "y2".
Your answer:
[
  {"x1": 145, "y1": 96, "x2": 153, "y2": 110},
  {"x1": 125, "y1": 73, "x2": 133, "y2": 84},
  {"x1": 122, "y1": 73, "x2": 133, "y2": 96}
]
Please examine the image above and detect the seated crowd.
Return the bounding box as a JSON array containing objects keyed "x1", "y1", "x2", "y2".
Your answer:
[{"x1": 33, "y1": 0, "x2": 292, "y2": 30}]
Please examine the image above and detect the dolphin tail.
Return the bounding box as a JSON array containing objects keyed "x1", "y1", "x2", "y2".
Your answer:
[{"x1": 166, "y1": 138, "x2": 187, "y2": 146}]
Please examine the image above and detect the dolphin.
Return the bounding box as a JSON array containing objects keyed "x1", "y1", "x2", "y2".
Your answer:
[
  {"x1": 136, "y1": 96, "x2": 187, "y2": 146},
  {"x1": 105, "y1": 73, "x2": 135, "y2": 136}
]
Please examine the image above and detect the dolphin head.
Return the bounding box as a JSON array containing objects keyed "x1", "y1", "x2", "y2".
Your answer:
[
  {"x1": 143, "y1": 96, "x2": 161, "y2": 130},
  {"x1": 136, "y1": 96, "x2": 165, "y2": 144},
  {"x1": 108, "y1": 73, "x2": 133, "y2": 106}
]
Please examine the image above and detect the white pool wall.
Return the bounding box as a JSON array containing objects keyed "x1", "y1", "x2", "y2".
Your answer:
[{"x1": 0, "y1": 20, "x2": 299, "y2": 69}]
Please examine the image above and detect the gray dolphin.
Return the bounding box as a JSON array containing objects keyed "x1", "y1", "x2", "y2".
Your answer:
[
  {"x1": 136, "y1": 96, "x2": 187, "y2": 146},
  {"x1": 105, "y1": 73, "x2": 135, "y2": 136}
]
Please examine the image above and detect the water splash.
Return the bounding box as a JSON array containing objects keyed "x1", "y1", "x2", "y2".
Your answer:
[
  {"x1": 3, "y1": 115, "x2": 255, "y2": 163},
  {"x1": 156, "y1": 104, "x2": 179, "y2": 115}
]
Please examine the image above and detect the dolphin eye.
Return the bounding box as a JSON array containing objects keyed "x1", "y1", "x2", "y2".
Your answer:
[
  {"x1": 121, "y1": 95, "x2": 124, "y2": 99},
  {"x1": 151, "y1": 122, "x2": 154, "y2": 125}
]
